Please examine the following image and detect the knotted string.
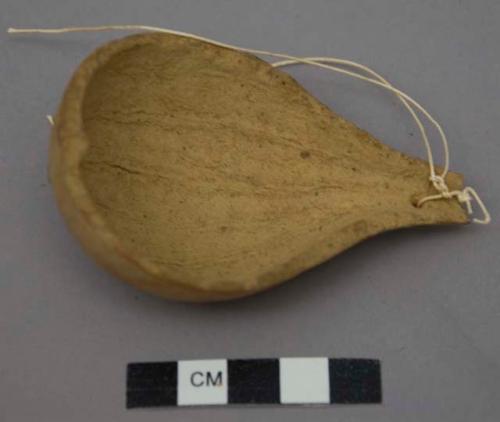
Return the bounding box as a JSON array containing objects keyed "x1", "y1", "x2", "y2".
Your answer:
[{"x1": 7, "y1": 25, "x2": 491, "y2": 224}]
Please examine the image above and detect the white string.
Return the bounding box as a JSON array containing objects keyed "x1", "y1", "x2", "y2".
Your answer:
[
  {"x1": 271, "y1": 57, "x2": 490, "y2": 224},
  {"x1": 7, "y1": 25, "x2": 490, "y2": 224}
]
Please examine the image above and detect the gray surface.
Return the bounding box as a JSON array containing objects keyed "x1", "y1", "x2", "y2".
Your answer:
[{"x1": 1, "y1": 1, "x2": 499, "y2": 421}]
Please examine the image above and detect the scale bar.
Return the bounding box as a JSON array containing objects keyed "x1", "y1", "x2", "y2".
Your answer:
[{"x1": 127, "y1": 357, "x2": 381, "y2": 408}]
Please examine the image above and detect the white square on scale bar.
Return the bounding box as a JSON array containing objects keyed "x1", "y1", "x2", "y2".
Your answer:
[
  {"x1": 178, "y1": 359, "x2": 228, "y2": 406},
  {"x1": 280, "y1": 357, "x2": 330, "y2": 404}
]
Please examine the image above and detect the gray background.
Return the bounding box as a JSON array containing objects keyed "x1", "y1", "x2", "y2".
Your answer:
[{"x1": 1, "y1": 1, "x2": 499, "y2": 421}]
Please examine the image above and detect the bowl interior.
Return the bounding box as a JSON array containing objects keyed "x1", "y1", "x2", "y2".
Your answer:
[{"x1": 79, "y1": 37, "x2": 329, "y2": 288}]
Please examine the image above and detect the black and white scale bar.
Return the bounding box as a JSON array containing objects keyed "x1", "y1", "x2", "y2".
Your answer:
[{"x1": 127, "y1": 358, "x2": 381, "y2": 408}]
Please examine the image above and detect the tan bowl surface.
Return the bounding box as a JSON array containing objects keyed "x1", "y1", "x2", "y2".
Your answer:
[{"x1": 50, "y1": 33, "x2": 467, "y2": 301}]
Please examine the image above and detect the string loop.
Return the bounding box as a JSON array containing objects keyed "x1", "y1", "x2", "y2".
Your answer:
[{"x1": 7, "y1": 25, "x2": 490, "y2": 224}]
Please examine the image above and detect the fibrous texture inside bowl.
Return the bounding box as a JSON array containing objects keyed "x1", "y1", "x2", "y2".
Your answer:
[
  {"x1": 81, "y1": 37, "x2": 337, "y2": 290},
  {"x1": 79, "y1": 35, "x2": 467, "y2": 292}
]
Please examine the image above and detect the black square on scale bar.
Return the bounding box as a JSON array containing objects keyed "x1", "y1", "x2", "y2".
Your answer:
[
  {"x1": 127, "y1": 362, "x2": 178, "y2": 408},
  {"x1": 228, "y1": 359, "x2": 280, "y2": 404},
  {"x1": 329, "y1": 358, "x2": 381, "y2": 404}
]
